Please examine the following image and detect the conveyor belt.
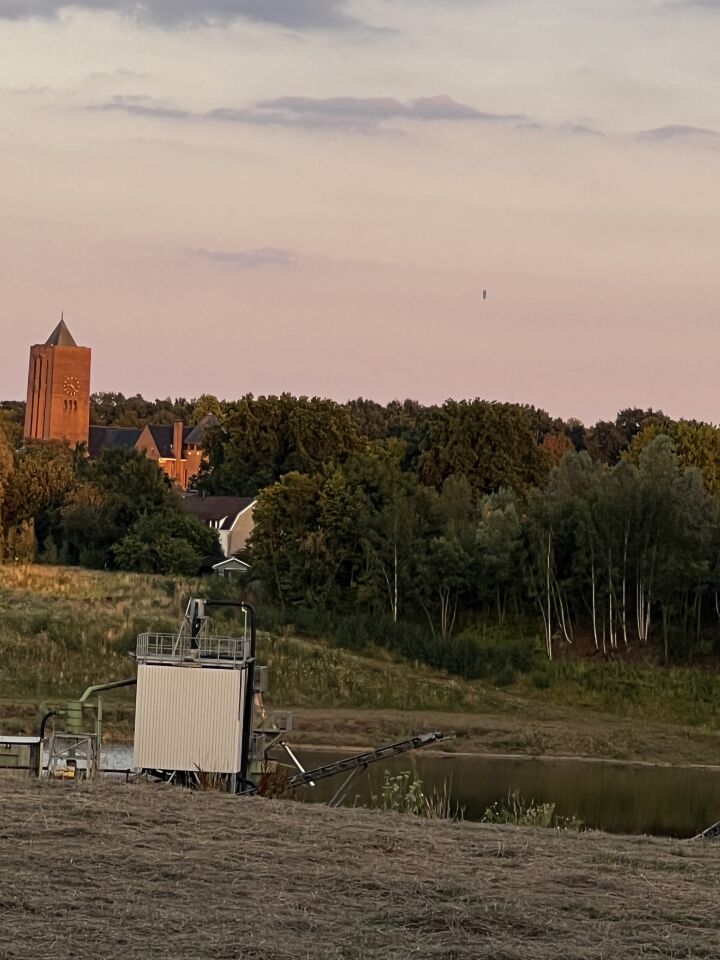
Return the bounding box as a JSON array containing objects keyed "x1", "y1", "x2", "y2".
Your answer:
[
  {"x1": 690, "y1": 821, "x2": 720, "y2": 840},
  {"x1": 286, "y1": 731, "x2": 444, "y2": 789}
]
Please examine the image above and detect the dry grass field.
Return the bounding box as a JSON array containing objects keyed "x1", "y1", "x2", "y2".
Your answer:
[{"x1": 1, "y1": 778, "x2": 719, "y2": 959}]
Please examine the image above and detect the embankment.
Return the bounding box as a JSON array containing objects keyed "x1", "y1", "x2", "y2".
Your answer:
[{"x1": 1, "y1": 779, "x2": 719, "y2": 959}]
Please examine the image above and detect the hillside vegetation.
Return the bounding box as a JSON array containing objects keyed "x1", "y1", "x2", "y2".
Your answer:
[
  {"x1": 7, "y1": 398, "x2": 720, "y2": 696},
  {"x1": 3, "y1": 565, "x2": 720, "y2": 765}
]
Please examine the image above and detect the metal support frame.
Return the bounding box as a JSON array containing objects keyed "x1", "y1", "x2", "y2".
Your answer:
[
  {"x1": 282, "y1": 742, "x2": 316, "y2": 787},
  {"x1": 204, "y1": 600, "x2": 256, "y2": 790},
  {"x1": 44, "y1": 732, "x2": 99, "y2": 779},
  {"x1": 690, "y1": 821, "x2": 720, "y2": 840},
  {"x1": 328, "y1": 765, "x2": 367, "y2": 808},
  {"x1": 239, "y1": 731, "x2": 445, "y2": 799}
]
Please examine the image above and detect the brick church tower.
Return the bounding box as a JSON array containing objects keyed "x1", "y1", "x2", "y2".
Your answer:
[{"x1": 23, "y1": 317, "x2": 91, "y2": 447}]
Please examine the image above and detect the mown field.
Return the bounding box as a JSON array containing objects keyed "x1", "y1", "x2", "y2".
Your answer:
[
  {"x1": 3, "y1": 564, "x2": 720, "y2": 765},
  {"x1": 1, "y1": 778, "x2": 719, "y2": 959}
]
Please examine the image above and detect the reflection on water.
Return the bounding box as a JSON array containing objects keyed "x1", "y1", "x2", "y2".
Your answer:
[
  {"x1": 103, "y1": 744, "x2": 133, "y2": 771},
  {"x1": 102, "y1": 743, "x2": 720, "y2": 838}
]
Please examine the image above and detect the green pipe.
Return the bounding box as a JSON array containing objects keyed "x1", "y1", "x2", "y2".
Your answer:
[
  {"x1": 62, "y1": 679, "x2": 138, "y2": 736},
  {"x1": 65, "y1": 701, "x2": 84, "y2": 734},
  {"x1": 78, "y1": 678, "x2": 136, "y2": 704}
]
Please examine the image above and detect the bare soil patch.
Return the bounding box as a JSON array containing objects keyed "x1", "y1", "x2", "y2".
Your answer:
[
  {"x1": 288, "y1": 705, "x2": 720, "y2": 766},
  {"x1": 1, "y1": 779, "x2": 719, "y2": 959}
]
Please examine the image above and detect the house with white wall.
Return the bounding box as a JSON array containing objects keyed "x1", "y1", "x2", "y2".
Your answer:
[{"x1": 180, "y1": 495, "x2": 256, "y2": 558}]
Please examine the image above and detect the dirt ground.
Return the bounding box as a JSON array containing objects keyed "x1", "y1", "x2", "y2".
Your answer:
[
  {"x1": 287, "y1": 705, "x2": 720, "y2": 767},
  {"x1": 1, "y1": 779, "x2": 719, "y2": 959}
]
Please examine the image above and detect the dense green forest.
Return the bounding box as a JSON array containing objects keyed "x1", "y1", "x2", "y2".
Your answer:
[
  {"x1": 0, "y1": 436, "x2": 216, "y2": 575},
  {"x1": 3, "y1": 393, "x2": 720, "y2": 678}
]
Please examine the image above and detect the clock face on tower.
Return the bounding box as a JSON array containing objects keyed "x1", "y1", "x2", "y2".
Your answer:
[{"x1": 63, "y1": 376, "x2": 80, "y2": 397}]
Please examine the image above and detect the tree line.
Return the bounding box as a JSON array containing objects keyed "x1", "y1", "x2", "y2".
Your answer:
[
  {"x1": 246, "y1": 431, "x2": 720, "y2": 675},
  {"x1": 194, "y1": 393, "x2": 720, "y2": 673},
  {"x1": 4, "y1": 391, "x2": 720, "y2": 675}
]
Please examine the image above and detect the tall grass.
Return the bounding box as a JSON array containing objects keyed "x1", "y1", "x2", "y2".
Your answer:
[
  {"x1": 5, "y1": 564, "x2": 720, "y2": 737},
  {"x1": 0, "y1": 565, "x2": 187, "y2": 697},
  {"x1": 0, "y1": 564, "x2": 483, "y2": 713},
  {"x1": 523, "y1": 659, "x2": 720, "y2": 730},
  {"x1": 257, "y1": 634, "x2": 482, "y2": 711},
  {"x1": 482, "y1": 789, "x2": 582, "y2": 830},
  {"x1": 369, "y1": 770, "x2": 464, "y2": 821}
]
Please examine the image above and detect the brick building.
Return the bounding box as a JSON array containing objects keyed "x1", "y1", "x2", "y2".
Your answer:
[
  {"x1": 24, "y1": 317, "x2": 91, "y2": 447},
  {"x1": 23, "y1": 319, "x2": 214, "y2": 489}
]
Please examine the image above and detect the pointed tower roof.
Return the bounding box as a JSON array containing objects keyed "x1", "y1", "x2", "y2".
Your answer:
[{"x1": 45, "y1": 316, "x2": 77, "y2": 348}]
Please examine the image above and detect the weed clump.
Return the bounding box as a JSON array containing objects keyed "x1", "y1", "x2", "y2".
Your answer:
[
  {"x1": 482, "y1": 789, "x2": 583, "y2": 831},
  {"x1": 369, "y1": 770, "x2": 464, "y2": 822}
]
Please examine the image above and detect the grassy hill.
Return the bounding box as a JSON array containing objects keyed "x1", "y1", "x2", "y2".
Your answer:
[
  {"x1": 0, "y1": 564, "x2": 488, "y2": 735},
  {"x1": 0, "y1": 563, "x2": 486, "y2": 706},
  {"x1": 2, "y1": 564, "x2": 720, "y2": 764}
]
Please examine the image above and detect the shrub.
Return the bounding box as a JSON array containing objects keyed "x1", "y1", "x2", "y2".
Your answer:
[
  {"x1": 482, "y1": 789, "x2": 582, "y2": 830},
  {"x1": 369, "y1": 770, "x2": 464, "y2": 821}
]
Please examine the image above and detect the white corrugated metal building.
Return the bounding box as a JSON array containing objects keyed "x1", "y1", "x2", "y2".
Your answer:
[{"x1": 133, "y1": 664, "x2": 246, "y2": 774}]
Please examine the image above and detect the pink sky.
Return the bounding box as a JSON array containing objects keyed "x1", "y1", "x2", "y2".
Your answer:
[{"x1": 1, "y1": 1, "x2": 719, "y2": 425}]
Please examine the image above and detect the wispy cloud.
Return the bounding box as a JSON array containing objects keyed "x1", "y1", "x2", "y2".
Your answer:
[
  {"x1": 90, "y1": 93, "x2": 531, "y2": 132},
  {"x1": 252, "y1": 95, "x2": 526, "y2": 127},
  {"x1": 558, "y1": 122, "x2": 604, "y2": 137},
  {"x1": 85, "y1": 68, "x2": 148, "y2": 83},
  {"x1": 189, "y1": 247, "x2": 299, "y2": 268},
  {"x1": 0, "y1": 0, "x2": 365, "y2": 30},
  {"x1": 91, "y1": 94, "x2": 190, "y2": 120},
  {"x1": 637, "y1": 124, "x2": 720, "y2": 144},
  {"x1": 88, "y1": 93, "x2": 629, "y2": 139}
]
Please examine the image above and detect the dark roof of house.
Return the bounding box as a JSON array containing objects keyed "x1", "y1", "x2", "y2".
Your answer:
[
  {"x1": 180, "y1": 495, "x2": 255, "y2": 526},
  {"x1": 88, "y1": 426, "x2": 141, "y2": 457},
  {"x1": 145, "y1": 425, "x2": 193, "y2": 458},
  {"x1": 46, "y1": 318, "x2": 77, "y2": 347},
  {"x1": 185, "y1": 414, "x2": 220, "y2": 446},
  {"x1": 147, "y1": 425, "x2": 173, "y2": 458}
]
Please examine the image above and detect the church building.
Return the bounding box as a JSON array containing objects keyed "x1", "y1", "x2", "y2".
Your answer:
[{"x1": 23, "y1": 319, "x2": 214, "y2": 490}]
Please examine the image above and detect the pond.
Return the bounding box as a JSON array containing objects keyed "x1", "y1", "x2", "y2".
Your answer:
[{"x1": 102, "y1": 743, "x2": 720, "y2": 838}]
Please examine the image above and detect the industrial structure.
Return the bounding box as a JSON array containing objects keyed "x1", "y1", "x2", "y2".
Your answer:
[
  {"x1": 133, "y1": 598, "x2": 264, "y2": 790},
  {"x1": 130, "y1": 598, "x2": 442, "y2": 794},
  {"x1": 1, "y1": 598, "x2": 443, "y2": 802}
]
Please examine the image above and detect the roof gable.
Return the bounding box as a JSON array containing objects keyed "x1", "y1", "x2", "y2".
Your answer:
[
  {"x1": 135, "y1": 424, "x2": 163, "y2": 459},
  {"x1": 212, "y1": 557, "x2": 250, "y2": 571}
]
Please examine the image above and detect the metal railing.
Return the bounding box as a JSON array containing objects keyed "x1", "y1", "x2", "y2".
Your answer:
[{"x1": 135, "y1": 632, "x2": 251, "y2": 665}]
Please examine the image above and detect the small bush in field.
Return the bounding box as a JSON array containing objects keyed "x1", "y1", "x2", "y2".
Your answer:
[
  {"x1": 369, "y1": 770, "x2": 464, "y2": 821},
  {"x1": 482, "y1": 789, "x2": 582, "y2": 830}
]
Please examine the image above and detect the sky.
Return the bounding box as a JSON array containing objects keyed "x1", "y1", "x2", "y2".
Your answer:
[{"x1": 1, "y1": 0, "x2": 719, "y2": 425}]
